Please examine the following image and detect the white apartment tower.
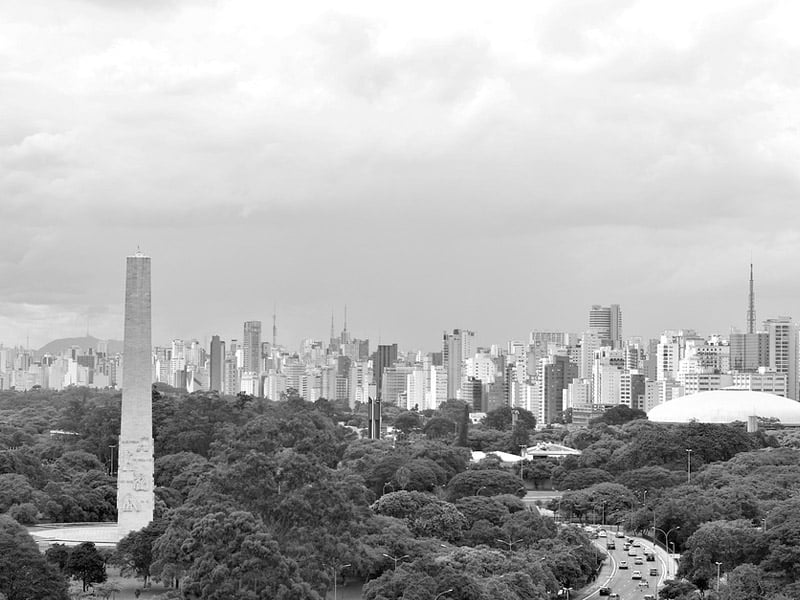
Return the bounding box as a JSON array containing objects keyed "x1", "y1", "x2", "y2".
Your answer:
[
  {"x1": 765, "y1": 317, "x2": 799, "y2": 400},
  {"x1": 443, "y1": 329, "x2": 475, "y2": 400}
]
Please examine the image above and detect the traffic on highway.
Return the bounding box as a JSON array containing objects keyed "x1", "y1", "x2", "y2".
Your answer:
[{"x1": 587, "y1": 528, "x2": 668, "y2": 600}]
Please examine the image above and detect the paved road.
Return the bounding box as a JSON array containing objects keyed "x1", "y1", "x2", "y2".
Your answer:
[{"x1": 577, "y1": 532, "x2": 675, "y2": 600}]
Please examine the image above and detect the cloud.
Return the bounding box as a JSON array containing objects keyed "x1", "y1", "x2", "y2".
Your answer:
[{"x1": 1, "y1": 0, "x2": 800, "y2": 350}]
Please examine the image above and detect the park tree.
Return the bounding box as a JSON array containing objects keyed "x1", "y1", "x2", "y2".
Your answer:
[
  {"x1": 394, "y1": 411, "x2": 422, "y2": 436},
  {"x1": 499, "y1": 510, "x2": 558, "y2": 548},
  {"x1": 446, "y1": 469, "x2": 525, "y2": 502},
  {"x1": 67, "y1": 542, "x2": 107, "y2": 592},
  {"x1": 680, "y1": 520, "x2": 769, "y2": 589},
  {"x1": 371, "y1": 490, "x2": 441, "y2": 520},
  {"x1": 553, "y1": 468, "x2": 614, "y2": 491},
  {"x1": 589, "y1": 405, "x2": 646, "y2": 425},
  {"x1": 719, "y1": 564, "x2": 770, "y2": 600},
  {"x1": 422, "y1": 416, "x2": 457, "y2": 440},
  {"x1": 408, "y1": 501, "x2": 468, "y2": 542},
  {"x1": 659, "y1": 579, "x2": 700, "y2": 599},
  {"x1": 483, "y1": 406, "x2": 536, "y2": 431},
  {"x1": 467, "y1": 426, "x2": 510, "y2": 451},
  {"x1": 179, "y1": 510, "x2": 320, "y2": 599},
  {"x1": 114, "y1": 520, "x2": 168, "y2": 587},
  {"x1": 0, "y1": 515, "x2": 69, "y2": 600},
  {"x1": 455, "y1": 496, "x2": 511, "y2": 527},
  {"x1": 154, "y1": 451, "x2": 209, "y2": 489},
  {"x1": 45, "y1": 543, "x2": 72, "y2": 572},
  {"x1": 615, "y1": 466, "x2": 685, "y2": 493},
  {"x1": 0, "y1": 473, "x2": 35, "y2": 512}
]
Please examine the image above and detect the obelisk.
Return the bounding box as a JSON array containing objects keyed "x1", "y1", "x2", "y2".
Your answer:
[{"x1": 117, "y1": 252, "x2": 155, "y2": 537}]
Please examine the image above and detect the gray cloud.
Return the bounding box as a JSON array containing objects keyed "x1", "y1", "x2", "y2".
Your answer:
[{"x1": 1, "y1": 1, "x2": 799, "y2": 349}]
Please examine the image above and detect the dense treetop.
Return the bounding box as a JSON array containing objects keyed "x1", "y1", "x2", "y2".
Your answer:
[{"x1": 1, "y1": 387, "x2": 800, "y2": 599}]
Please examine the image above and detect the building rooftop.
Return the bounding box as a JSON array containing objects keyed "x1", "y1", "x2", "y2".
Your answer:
[
  {"x1": 28, "y1": 523, "x2": 123, "y2": 549},
  {"x1": 647, "y1": 389, "x2": 800, "y2": 425}
]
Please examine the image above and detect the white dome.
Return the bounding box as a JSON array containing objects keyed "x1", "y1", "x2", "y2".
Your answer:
[{"x1": 648, "y1": 389, "x2": 800, "y2": 425}]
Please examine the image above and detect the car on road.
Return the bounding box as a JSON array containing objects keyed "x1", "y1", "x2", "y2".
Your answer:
[
  {"x1": 598, "y1": 530, "x2": 607, "y2": 537},
  {"x1": 643, "y1": 595, "x2": 655, "y2": 600},
  {"x1": 645, "y1": 552, "x2": 656, "y2": 561},
  {"x1": 599, "y1": 587, "x2": 611, "y2": 596},
  {"x1": 628, "y1": 549, "x2": 638, "y2": 556},
  {"x1": 649, "y1": 568, "x2": 659, "y2": 576},
  {"x1": 633, "y1": 541, "x2": 641, "y2": 547},
  {"x1": 609, "y1": 595, "x2": 620, "y2": 600},
  {"x1": 606, "y1": 541, "x2": 616, "y2": 550},
  {"x1": 638, "y1": 581, "x2": 650, "y2": 588},
  {"x1": 635, "y1": 557, "x2": 644, "y2": 565},
  {"x1": 632, "y1": 570, "x2": 642, "y2": 579},
  {"x1": 615, "y1": 531, "x2": 625, "y2": 538},
  {"x1": 619, "y1": 561, "x2": 628, "y2": 569}
]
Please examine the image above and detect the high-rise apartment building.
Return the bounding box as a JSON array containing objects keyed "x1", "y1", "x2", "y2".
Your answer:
[
  {"x1": 443, "y1": 329, "x2": 475, "y2": 400},
  {"x1": 242, "y1": 321, "x2": 262, "y2": 374},
  {"x1": 539, "y1": 354, "x2": 578, "y2": 425},
  {"x1": 589, "y1": 304, "x2": 623, "y2": 349},
  {"x1": 765, "y1": 317, "x2": 798, "y2": 400}
]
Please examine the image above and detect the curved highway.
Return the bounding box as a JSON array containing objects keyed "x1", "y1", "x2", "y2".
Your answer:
[{"x1": 583, "y1": 531, "x2": 671, "y2": 600}]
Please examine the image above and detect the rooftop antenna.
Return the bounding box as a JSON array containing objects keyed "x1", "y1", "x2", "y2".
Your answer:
[
  {"x1": 747, "y1": 262, "x2": 756, "y2": 334},
  {"x1": 272, "y1": 304, "x2": 277, "y2": 348},
  {"x1": 330, "y1": 309, "x2": 335, "y2": 341},
  {"x1": 343, "y1": 304, "x2": 348, "y2": 334}
]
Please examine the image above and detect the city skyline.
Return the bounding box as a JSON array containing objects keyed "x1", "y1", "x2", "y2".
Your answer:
[{"x1": 3, "y1": 1, "x2": 800, "y2": 351}]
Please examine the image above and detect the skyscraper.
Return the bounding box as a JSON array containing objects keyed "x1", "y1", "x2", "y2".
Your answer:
[
  {"x1": 209, "y1": 335, "x2": 224, "y2": 392},
  {"x1": 242, "y1": 321, "x2": 262, "y2": 374},
  {"x1": 374, "y1": 343, "x2": 398, "y2": 401},
  {"x1": 443, "y1": 329, "x2": 475, "y2": 400},
  {"x1": 117, "y1": 252, "x2": 155, "y2": 536},
  {"x1": 589, "y1": 304, "x2": 622, "y2": 349}
]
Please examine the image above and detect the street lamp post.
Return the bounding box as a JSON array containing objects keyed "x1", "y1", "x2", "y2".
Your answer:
[
  {"x1": 653, "y1": 526, "x2": 680, "y2": 575},
  {"x1": 686, "y1": 449, "x2": 693, "y2": 483},
  {"x1": 331, "y1": 563, "x2": 350, "y2": 600},
  {"x1": 433, "y1": 589, "x2": 454, "y2": 600},
  {"x1": 519, "y1": 444, "x2": 526, "y2": 480},
  {"x1": 496, "y1": 538, "x2": 523, "y2": 552},
  {"x1": 715, "y1": 561, "x2": 722, "y2": 592},
  {"x1": 382, "y1": 553, "x2": 409, "y2": 570}
]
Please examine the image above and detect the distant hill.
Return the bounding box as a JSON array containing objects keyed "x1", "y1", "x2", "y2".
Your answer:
[{"x1": 37, "y1": 336, "x2": 124, "y2": 357}]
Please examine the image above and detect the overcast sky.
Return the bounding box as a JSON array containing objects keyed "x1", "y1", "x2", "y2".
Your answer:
[{"x1": 2, "y1": 0, "x2": 800, "y2": 353}]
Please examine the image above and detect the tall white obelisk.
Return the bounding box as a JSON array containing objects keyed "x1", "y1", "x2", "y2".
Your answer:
[{"x1": 117, "y1": 252, "x2": 155, "y2": 537}]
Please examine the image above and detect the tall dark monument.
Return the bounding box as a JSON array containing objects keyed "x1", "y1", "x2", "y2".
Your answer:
[
  {"x1": 367, "y1": 397, "x2": 382, "y2": 439},
  {"x1": 117, "y1": 252, "x2": 155, "y2": 536}
]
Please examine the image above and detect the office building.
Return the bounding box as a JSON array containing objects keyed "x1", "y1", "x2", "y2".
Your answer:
[
  {"x1": 242, "y1": 321, "x2": 262, "y2": 375},
  {"x1": 589, "y1": 304, "x2": 622, "y2": 349},
  {"x1": 374, "y1": 344, "x2": 398, "y2": 401}
]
